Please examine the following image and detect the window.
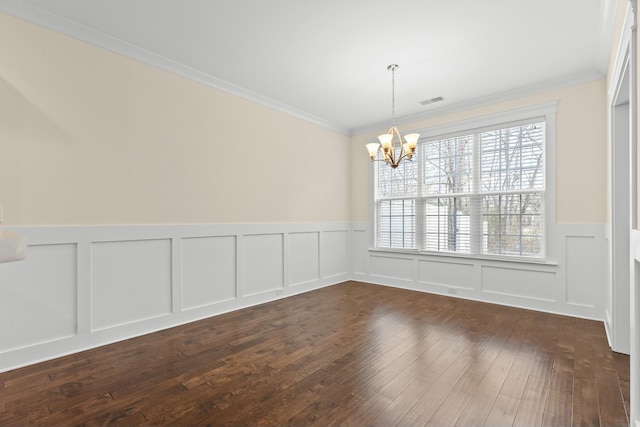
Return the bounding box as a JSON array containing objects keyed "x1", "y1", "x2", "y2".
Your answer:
[{"x1": 373, "y1": 114, "x2": 548, "y2": 259}]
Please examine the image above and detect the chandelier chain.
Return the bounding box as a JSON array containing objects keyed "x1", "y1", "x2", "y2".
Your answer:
[{"x1": 391, "y1": 65, "x2": 396, "y2": 127}]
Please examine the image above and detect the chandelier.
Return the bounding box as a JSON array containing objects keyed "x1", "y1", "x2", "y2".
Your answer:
[{"x1": 366, "y1": 64, "x2": 419, "y2": 169}]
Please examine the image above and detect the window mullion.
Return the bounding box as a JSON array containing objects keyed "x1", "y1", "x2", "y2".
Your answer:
[
  {"x1": 416, "y1": 146, "x2": 425, "y2": 250},
  {"x1": 472, "y1": 133, "x2": 482, "y2": 255}
]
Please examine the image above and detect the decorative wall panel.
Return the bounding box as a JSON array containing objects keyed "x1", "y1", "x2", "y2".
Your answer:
[
  {"x1": 91, "y1": 239, "x2": 172, "y2": 330},
  {"x1": 351, "y1": 229, "x2": 367, "y2": 275},
  {"x1": 481, "y1": 266, "x2": 555, "y2": 301},
  {"x1": 181, "y1": 235, "x2": 236, "y2": 310},
  {"x1": 369, "y1": 254, "x2": 414, "y2": 281},
  {"x1": 419, "y1": 259, "x2": 475, "y2": 290},
  {"x1": 243, "y1": 234, "x2": 284, "y2": 296},
  {"x1": 565, "y1": 235, "x2": 598, "y2": 307},
  {"x1": 0, "y1": 244, "x2": 77, "y2": 352},
  {"x1": 322, "y1": 230, "x2": 349, "y2": 278},
  {"x1": 288, "y1": 232, "x2": 319, "y2": 287}
]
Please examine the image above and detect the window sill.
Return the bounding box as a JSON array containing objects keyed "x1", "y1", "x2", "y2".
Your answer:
[{"x1": 367, "y1": 247, "x2": 559, "y2": 266}]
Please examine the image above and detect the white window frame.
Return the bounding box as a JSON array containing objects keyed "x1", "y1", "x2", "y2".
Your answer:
[{"x1": 369, "y1": 101, "x2": 558, "y2": 264}]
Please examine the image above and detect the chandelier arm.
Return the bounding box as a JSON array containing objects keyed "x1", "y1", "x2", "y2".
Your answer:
[
  {"x1": 372, "y1": 158, "x2": 394, "y2": 164},
  {"x1": 396, "y1": 152, "x2": 411, "y2": 163},
  {"x1": 393, "y1": 126, "x2": 405, "y2": 159},
  {"x1": 385, "y1": 150, "x2": 395, "y2": 164}
]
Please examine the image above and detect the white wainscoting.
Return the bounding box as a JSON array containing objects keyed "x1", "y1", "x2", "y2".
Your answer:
[
  {"x1": 0, "y1": 221, "x2": 611, "y2": 372},
  {"x1": 0, "y1": 223, "x2": 351, "y2": 373},
  {"x1": 352, "y1": 223, "x2": 606, "y2": 320}
]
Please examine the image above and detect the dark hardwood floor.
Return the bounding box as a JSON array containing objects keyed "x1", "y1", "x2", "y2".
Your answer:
[{"x1": 0, "y1": 281, "x2": 630, "y2": 426}]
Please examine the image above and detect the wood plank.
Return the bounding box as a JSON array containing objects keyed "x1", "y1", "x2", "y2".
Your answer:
[
  {"x1": 397, "y1": 350, "x2": 474, "y2": 425},
  {"x1": 453, "y1": 347, "x2": 516, "y2": 426},
  {"x1": 595, "y1": 366, "x2": 629, "y2": 427},
  {"x1": 528, "y1": 349, "x2": 555, "y2": 380},
  {"x1": 375, "y1": 336, "x2": 455, "y2": 400},
  {"x1": 542, "y1": 388, "x2": 572, "y2": 427},
  {"x1": 483, "y1": 393, "x2": 521, "y2": 427},
  {"x1": 500, "y1": 344, "x2": 535, "y2": 399},
  {"x1": 424, "y1": 372, "x2": 484, "y2": 427},
  {"x1": 336, "y1": 392, "x2": 391, "y2": 427},
  {"x1": 513, "y1": 374, "x2": 549, "y2": 427},
  {"x1": 613, "y1": 351, "x2": 631, "y2": 421},
  {"x1": 571, "y1": 377, "x2": 600, "y2": 427},
  {"x1": 368, "y1": 368, "x2": 442, "y2": 427}
]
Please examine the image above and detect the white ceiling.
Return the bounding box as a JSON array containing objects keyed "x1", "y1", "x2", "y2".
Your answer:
[{"x1": 1, "y1": 0, "x2": 617, "y2": 135}]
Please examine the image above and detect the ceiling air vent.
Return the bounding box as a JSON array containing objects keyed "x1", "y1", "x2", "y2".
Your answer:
[{"x1": 420, "y1": 96, "x2": 444, "y2": 106}]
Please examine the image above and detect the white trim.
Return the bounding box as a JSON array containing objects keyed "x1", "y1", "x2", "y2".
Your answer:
[
  {"x1": 609, "y1": 5, "x2": 635, "y2": 101},
  {"x1": 354, "y1": 72, "x2": 597, "y2": 136},
  {"x1": 0, "y1": 0, "x2": 350, "y2": 136},
  {"x1": 367, "y1": 247, "x2": 559, "y2": 266},
  {"x1": 413, "y1": 101, "x2": 558, "y2": 141},
  {"x1": 609, "y1": 95, "x2": 631, "y2": 354},
  {"x1": 629, "y1": 1, "x2": 639, "y2": 425}
]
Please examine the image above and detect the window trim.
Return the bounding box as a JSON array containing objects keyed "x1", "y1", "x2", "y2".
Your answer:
[{"x1": 369, "y1": 101, "x2": 558, "y2": 263}]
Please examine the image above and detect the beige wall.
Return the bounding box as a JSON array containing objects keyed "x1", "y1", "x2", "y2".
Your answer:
[
  {"x1": 350, "y1": 79, "x2": 608, "y2": 224},
  {"x1": 0, "y1": 14, "x2": 351, "y2": 225}
]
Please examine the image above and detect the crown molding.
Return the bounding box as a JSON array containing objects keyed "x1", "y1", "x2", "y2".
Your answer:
[
  {"x1": 352, "y1": 69, "x2": 604, "y2": 136},
  {"x1": 0, "y1": 1, "x2": 351, "y2": 135}
]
